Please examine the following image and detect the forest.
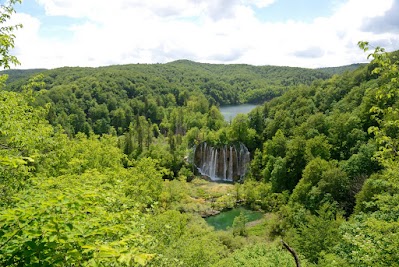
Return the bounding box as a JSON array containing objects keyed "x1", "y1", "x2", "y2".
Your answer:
[{"x1": 1, "y1": 2, "x2": 399, "y2": 266}]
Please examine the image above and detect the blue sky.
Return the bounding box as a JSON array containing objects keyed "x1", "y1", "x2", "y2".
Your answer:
[
  {"x1": 254, "y1": 0, "x2": 345, "y2": 22},
  {"x1": 8, "y1": 0, "x2": 399, "y2": 69}
]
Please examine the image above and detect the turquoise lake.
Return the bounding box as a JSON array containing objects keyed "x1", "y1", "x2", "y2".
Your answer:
[{"x1": 205, "y1": 207, "x2": 263, "y2": 231}]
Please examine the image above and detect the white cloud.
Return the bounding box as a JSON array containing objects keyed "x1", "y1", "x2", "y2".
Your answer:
[
  {"x1": 248, "y1": 0, "x2": 275, "y2": 8},
  {"x1": 10, "y1": 0, "x2": 399, "y2": 69}
]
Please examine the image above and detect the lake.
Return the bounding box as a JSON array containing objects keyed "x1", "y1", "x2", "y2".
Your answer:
[
  {"x1": 219, "y1": 104, "x2": 258, "y2": 121},
  {"x1": 205, "y1": 207, "x2": 263, "y2": 230}
]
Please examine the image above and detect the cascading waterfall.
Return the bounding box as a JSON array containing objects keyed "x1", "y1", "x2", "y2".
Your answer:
[
  {"x1": 193, "y1": 142, "x2": 250, "y2": 182},
  {"x1": 228, "y1": 146, "x2": 233, "y2": 181},
  {"x1": 223, "y1": 148, "x2": 227, "y2": 180}
]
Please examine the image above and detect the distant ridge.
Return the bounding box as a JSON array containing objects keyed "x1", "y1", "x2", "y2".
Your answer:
[
  {"x1": 317, "y1": 63, "x2": 366, "y2": 75},
  {"x1": 3, "y1": 59, "x2": 334, "y2": 106},
  {"x1": 0, "y1": 68, "x2": 47, "y2": 83},
  {"x1": 2, "y1": 60, "x2": 364, "y2": 106},
  {"x1": 0, "y1": 61, "x2": 366, "y2": 83}
]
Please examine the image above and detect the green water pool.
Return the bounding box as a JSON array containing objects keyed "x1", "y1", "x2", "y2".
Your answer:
[{"x1": 205, "y1": 207, "x2": 263, "y2": 230}]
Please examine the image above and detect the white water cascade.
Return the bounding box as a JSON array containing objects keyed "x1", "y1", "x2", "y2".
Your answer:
[{"x1": 193, "y1": 142, "x2": 250, "y2": 182}]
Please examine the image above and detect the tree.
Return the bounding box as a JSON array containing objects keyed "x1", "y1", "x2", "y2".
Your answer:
[
  {"x1": 290, "y1": 203, "x2": 344, "y2": 264},
  {"x1": 284, "y1": 136, "x2": 307, "y2": 191},
  {"x1": 270, "y1": 157, "x2": 288, "y2": 192},
  {"x1": 207, "y1": 105, "x2": 225, "y2": 131},
  {"x1": 228, "y1": 114, "x2": 248, "y2": 141},
  {"x1": 0, "y1": 168, "x2": 156, "y2": 266},
  {"x1": 0, "y1": 81, "x2": 53, "y2": 205},
  {"x1": 213, "y1": 243, "x2": 300, "y2": 267},
  {"x1": 290, "y1": 158, "x2": 349, "y2": 212},
  {"x1": 232, "y1": 211, "x2": 248, "y2": 237},
  {"x1": 359, "y1": 42, "x2": 399, "y2": 165},
  {"x1": 304, "y1": 135, "x2": 331, "y2": 162},
  {"x1": 0, "y1": 0, "x2": 22, "y2": 70},
  {"x1": 319, "y1": 45, "x2": 399, "y2": 266}
]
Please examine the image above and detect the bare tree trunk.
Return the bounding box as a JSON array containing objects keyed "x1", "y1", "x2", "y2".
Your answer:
[{"x1": 281, "y1": 240, "x2": 301, "y2": 267}]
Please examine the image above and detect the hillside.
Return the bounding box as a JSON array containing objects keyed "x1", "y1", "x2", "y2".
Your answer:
[
  {"x1": 5, "y1": 61, "x2": 332, "y2": 104},
  {"x1": 0, "y1": 68, "x2": 47, "y2": 83},
  {"x1": 317, "y1": 63, "x2": 366, "y2": 75},
  {"x1": 3, "y1": 61, "x2": 334, "y2": 137}
]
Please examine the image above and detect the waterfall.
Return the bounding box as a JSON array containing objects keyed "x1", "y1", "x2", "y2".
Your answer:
[
  {"x1": 228, "y1": 146, "x2": 233, "y2": 181},
  {"x1": 223, "y1": 147, "x2": 227, "y2": 180},
  {"x1": 193, "y1": 142, "x2": 250, "y2": 182}
]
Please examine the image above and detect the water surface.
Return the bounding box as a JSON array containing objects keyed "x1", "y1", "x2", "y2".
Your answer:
[
  {"x1": 219, "y1": 104, "x2": 257, "y2": 121},
  {"x1": 205, "y1": 207, "x2": 263, "y2": 230}
]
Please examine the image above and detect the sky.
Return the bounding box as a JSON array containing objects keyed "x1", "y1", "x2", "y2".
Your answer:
[{"x1": 7, "y1": 0, "x2": 399, "y2": 69}]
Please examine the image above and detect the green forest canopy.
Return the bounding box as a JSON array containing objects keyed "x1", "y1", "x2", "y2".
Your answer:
[
  {"x1": 1, "y1": 28, "x2": 399, "y2": 266},
  {"x1": 2, "y1": 60, "x2": 353, "y2": 138}
]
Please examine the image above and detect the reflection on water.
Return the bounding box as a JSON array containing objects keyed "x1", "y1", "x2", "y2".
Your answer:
[{"x1": 219, "y1": 104, "x2": 257, "y2": 121}]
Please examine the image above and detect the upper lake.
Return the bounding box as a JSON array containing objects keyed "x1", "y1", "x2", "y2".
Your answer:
[{"x1": 219, "y1": 104, "x2": 258, "y2": 121}]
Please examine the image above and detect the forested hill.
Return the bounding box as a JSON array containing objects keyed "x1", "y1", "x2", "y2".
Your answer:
[
  {"x1": 5, "y1": 60, "x2": 333, "y2": 105},
  {"x1": 3, "y1": 61, "x2": 366, "y2": 105},
  {"x1": 2, "y1": 60, "x2": 339, "y2": 136},
  {"x1": 1, "y1": 68, "x2": 47, "y2": 83},
  {"x1": 317, "y1": 63, "x2": 367, "y2": 75}
]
